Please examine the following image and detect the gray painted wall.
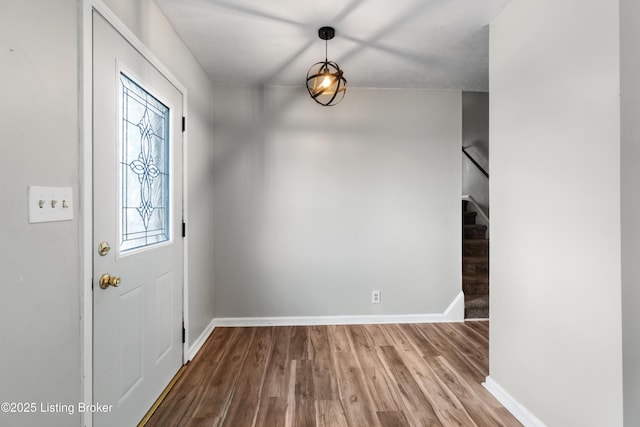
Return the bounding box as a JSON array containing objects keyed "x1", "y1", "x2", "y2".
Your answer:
[
  {"x1": 462, "y1": 91, "x2": 489, "y2": 215},
  {"x1": 1, "y1": 1, "x2": 81, "y2": 426},
  {"x1": 212, "y1": 85, "x2": 462, "y2": 318},
  {"x1": 490, "y1": 0, "x2": 623, "y2": 425},
  {"x1": 0, "y1": 1, "x2": 215, "y2": 426},
  {"x1": 462, "y1": 91, "x2": 489, "y2": 169},
  {"x1": 621, "y1": 0, "x2": 640, "y2": 424}
]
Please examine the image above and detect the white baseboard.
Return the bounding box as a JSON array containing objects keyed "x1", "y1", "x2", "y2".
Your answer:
[
  {"x1": 187, "y1": 318, "x2": 216, "y2": 361},
  {"x1": 186, "y1": 292, "x2": 463, "y2": 360},
  {"x1": 213, "y1": 291, "x2": 464, "y2": 327},
  {"x1": 483, "y1": 376, "x2": 547, "y2": 427}
]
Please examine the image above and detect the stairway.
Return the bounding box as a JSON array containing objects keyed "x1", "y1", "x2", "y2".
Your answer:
[{"x1": 462, "y1": 200, "x2": 489, "y2": 319}]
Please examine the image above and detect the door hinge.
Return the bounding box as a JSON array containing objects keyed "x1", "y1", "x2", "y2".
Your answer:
[
  {"x1": 182, "y1": 221, "x2": 186, "y2": 238},
  {"x1": 182, "y1": 116, "x2": 186, "y2": 132},
  {"x1": 182, "y1": 324, "x2": 186, "y2": 344}
]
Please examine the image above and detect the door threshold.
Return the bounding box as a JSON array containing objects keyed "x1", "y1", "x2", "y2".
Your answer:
[{"x1": 137, "y1": 364, "x2": 187, "y2": 426}]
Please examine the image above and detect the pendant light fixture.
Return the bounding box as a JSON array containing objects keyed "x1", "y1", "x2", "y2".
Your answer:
[{"x1": 306, "y1": 26, "x2": 347, "y2": 106}]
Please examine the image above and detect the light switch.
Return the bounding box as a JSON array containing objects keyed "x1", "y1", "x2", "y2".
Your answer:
[{"x1": 28, "y1": 186, "x2": 73, "y2": 223}]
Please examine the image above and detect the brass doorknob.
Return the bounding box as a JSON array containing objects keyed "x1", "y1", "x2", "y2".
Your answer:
[{"x1": 99, "y1": 273, "x2": 121, "y2": 289}]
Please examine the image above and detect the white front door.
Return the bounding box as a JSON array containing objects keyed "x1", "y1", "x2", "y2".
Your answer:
[{"x1": 92, "y1": 10, "x2": 184, "y2": 427}]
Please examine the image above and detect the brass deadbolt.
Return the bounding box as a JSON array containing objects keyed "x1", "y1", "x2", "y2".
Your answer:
[{"x1": 98, "y1": 241, "x2": 111, "y2": 256}]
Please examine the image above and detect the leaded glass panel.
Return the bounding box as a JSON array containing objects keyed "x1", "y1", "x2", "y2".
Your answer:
[{"x1": 120, "y1": 73, "x2": 170, "y2": 252}]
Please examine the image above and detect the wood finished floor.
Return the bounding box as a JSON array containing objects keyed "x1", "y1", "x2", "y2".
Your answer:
[{"x1": 146, "y1": 321, "x2": 521, "y2": 427}]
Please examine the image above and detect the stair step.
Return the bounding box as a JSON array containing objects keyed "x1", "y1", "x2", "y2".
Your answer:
[
  {"x1": 462, "y1": 273, "x2": 489, "y2": 285},
  {"x1": 463, "y1": 224, "x2": 487, "y2": 239},
  {"x1": 463, "y1": 211, "x2": 477, "y2": 225},
  {"x1": 464, "y1": 283, "x2": 489, "y2": 295},
  {"x1": 463, "y1": 239, "x2": 488, "y2": 256},
  {"x1": 463, "y1": 273, "x2": 489, "y2": 295},
  {"x1": 463, "y1": 282, "x2": 489, "y2": 295},
  {"x1": 465, "y1": 294, "x2": 489, "y2": 319},
  {"x1": 462, "y1": 256, "x2": 489, "y2": 274}
]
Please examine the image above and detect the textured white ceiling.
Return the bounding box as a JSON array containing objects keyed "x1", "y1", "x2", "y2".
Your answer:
[{"x1": 154, "y1": 0, "x2": 511, "y2": 91}]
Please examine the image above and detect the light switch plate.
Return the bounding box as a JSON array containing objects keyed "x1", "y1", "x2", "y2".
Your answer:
[{"x1": 28, "y1": 186, "x2": 74, "y2": 223}]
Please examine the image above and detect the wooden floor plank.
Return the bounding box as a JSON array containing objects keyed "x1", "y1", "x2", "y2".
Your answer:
[
  {"x1": 385, "y1": 325, "x2": 476, "y2": 426},
  {"x1": 255, "y1": 397, "x2": 287, "y2": 427},
  {"x1": 187, "y1": 327, "x2": 256, "y2": 421},
  {"x1": 315, "y1": 400, "x2": 348, "y2": 427},
  {"x1": 285, "y1": 360, "x2": 297, "y2": 427},
  {"x1": 331, "y1": 325, "x2": 381, "y2": 427},
  {"x1": 262, "y1": 326, "x2": 292, "y2": 398},
  {"x1": 146, "y1": 327, "x2": 235, "y2": 426},
  {"x1": 378, "y1": 345, "x2": 443, "y2": 426},
  {"x1": 494, "y1": 407, "x2": 527, "y2": 427},
  {"x1": 452, "y1": 321, "x2": 489, "y2": 348},
  {"x1": 290, "y1": 326, "x2": 309, "y2": 360},
  {"x1": 294, "y1": 359, "x2": 316, "y2": 426},
  {"x1": 363, "y1": 324, "x2": 393, "y2": 346},
  {"x1": 400, "y1": 324, "x2": 441, "y2": 358},
  {"x1": 430, "y1": 355, "x2": 520, "y2": 426},
  {"x1": 309, "y1": 325, "x2": 338, "y2": 400},
  {"x1": 377, "y1": 410, "x2": 411, "y2": 427},
  {"x1": 416, "y1": 324, "x2": 486, "y2": 382},
  {"x1": 437, "y1": 408, "x2": 479, "y2": 427},
  {"x1": 439, "y1": 323, "x2": 489, "y2": 376},
  {"x1": 347, "y1": 325, "x2": 401, "y2": 412},
  {"x1": 220, "y1": 327, "x2": 273, "y2": 427},
  {"x1": 146, "y1": 322, "x2": 521, "y2": 427},
  {"x1": 465, "y1": 319, "x2": 489, "y2": 337}
]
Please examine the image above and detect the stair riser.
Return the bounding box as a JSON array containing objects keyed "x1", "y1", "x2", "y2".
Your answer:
[
  {"x1": 463, "y1": 283, "x2": 489, "y2": 295},
  {"x1": 462, "y1": 262, "x2": 488, "y2": 275},
  {"x1": 463, "y1": 211, "x2": 477, "y2": 225},
  {"x1": 463, "y1": 275, "x2": 489, "y2": 286},
  {"x1": 464, "y1": 294, "x2": 489, "y2": 319},
  {"x1": 465, "y1": 306, "x2": 489, "y2": 319},
  {"x1": 463, "y1": 242, "x2": 488, "y2": 256},
  {"x1": 463, "y1": 227, "x2": 487, "y2": 239}
]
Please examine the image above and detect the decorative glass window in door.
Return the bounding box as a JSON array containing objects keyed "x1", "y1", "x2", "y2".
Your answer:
[{"x1": 119, "y1": 73, "x2": 170, "y2": 252}]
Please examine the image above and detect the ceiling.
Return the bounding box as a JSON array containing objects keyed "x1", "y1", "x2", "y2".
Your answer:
[{"x1": 153, "y1": 0, "x2": 512, "y2": 91}]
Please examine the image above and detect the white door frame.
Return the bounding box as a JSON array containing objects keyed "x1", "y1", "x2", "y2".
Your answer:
[{"x1": 79, "y1": 2, "x2": 189, "y2": 426}]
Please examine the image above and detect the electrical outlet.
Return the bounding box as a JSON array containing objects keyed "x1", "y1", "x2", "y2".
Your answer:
[{"x1": 371, "y1": 290, "x2": 381, "y2": 304}]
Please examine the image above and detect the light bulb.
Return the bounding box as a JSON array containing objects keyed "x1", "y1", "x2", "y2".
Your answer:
[{"x1": 321, "y1": 75, "x2": 332, "y2": 89}]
